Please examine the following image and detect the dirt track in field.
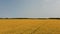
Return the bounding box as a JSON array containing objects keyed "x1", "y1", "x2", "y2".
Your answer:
[{"x1": 0, "y1": 19, "x2": 60, "y2": 34}]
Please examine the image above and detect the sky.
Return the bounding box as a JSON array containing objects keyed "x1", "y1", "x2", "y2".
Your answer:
[{"x1": 0, "y1": 0, "x2": 60, "y2": 18}]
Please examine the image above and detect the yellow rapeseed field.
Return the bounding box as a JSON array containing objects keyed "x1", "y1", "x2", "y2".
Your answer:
[{"x1": 0, "y1": 19, "x2": 60, "y2": 34}]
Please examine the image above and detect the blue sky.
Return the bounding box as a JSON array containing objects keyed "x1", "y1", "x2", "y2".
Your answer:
[{"x1": 0, "y1": 0, "x2": 60, "y2": 18}]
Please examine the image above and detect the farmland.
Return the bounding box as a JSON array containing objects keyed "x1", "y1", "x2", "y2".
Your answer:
[{"x1": 0, "y1": 19, "x2": 60, "y2": 34}]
